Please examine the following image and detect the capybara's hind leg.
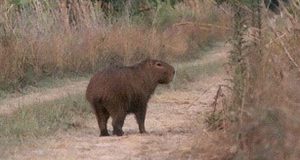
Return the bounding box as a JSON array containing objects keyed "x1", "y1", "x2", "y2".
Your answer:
[
  {"x1": 94, "y1": 103, "x2": 110, "y2": 136},
  {"x1": 111, "y1": 112, "x2": 126, "y2": 136}
]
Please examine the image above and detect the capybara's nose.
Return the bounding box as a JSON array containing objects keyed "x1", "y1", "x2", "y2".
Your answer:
[{"x1": 173, "y1": 70, "x2": 175, "y2": 75}]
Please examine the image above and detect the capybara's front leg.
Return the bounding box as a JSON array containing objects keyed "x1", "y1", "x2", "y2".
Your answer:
[
  {"x1": 135, "y1": 108, "x2": 147, "y2": 134},
  {"x1": 112, "y1": 113, "x2": 126, "y2": 136}
]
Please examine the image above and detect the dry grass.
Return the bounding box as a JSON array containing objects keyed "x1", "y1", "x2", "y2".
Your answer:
[
  {"x1": 204, "y1": 3, "x2": 300, "y2": 160},
  {"x1": 0, "y1": 0, "x2": 229, "y2": 91},
  {"x1": 232, "y1": 5, "x2": 300, "y2": 159},
  {"x1": 241, "y1": 28, "x2": 300, "y2": 160}
]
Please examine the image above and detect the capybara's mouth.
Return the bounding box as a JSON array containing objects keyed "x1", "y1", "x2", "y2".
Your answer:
[
  {"x1": 170, "y1": 70, "x2": 175, "y2": 82},
  {"x1": 165, "y1": 75, "x2": 175, "y2": 84},
  {"x1": 159, "y1": 77, "x2": 173, "y2": 84}
]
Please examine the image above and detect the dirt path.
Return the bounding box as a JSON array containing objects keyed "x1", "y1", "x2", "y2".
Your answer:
[
  {"x1": 0, "y1": 81, "x2": 89, "y2": 115},
  {"x1": 2, "y1": 44, "x2": 230, "y2": 160}
]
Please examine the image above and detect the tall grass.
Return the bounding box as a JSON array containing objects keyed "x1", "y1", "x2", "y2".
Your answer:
[
  {"x1": 239, "y1": 9, "x2": 300, "y2": 159},
  {"x1": 206, "y1": 1, "x2": 300, "y2": 159},
  {"x1": 0, "y1": 0, "x2": 229, "y2": 91}
]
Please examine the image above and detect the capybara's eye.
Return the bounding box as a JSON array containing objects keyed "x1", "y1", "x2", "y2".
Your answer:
[{"x1": 156, "y1": 62, "x2": 162, "y2": 67}]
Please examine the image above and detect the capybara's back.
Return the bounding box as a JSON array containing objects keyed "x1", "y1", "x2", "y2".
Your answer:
[
  {"x1": 86, "y1": 59, "x2": 175, "y2": 136},
  {"x1": 86, "y1": 67, "x2": 129, "y2": 106}
]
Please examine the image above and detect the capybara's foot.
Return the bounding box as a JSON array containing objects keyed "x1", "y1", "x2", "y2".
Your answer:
[
  {"x1": 140, "y1": 130, "x2": 148, "y2": 134},
  {"x1": 113, "y1": 129, "x2": 124, "y2": 136},
  {"x1": 138, "y1": 125, "x2": 147, "y2": 134},
  {"x1": 100, "y1": 130, "x2": 109, "y2": 137}
]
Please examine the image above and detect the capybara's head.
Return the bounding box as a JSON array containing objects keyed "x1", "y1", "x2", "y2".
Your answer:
[{"x1": 142, "y1": 59, "x2": 175, "y2": 84}]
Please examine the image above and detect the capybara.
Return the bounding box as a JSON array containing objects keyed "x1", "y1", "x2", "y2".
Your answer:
[{"x1": 86, "y1": 58, "x2": 175, "y2": 136}]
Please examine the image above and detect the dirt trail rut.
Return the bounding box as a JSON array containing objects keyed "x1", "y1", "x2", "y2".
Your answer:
[
  {"x1": 0, "y1": 81, "x2": 89, "y2": 115},
  {"x1": 3, "y1": 44, "x2": 230, "y2": 160}
]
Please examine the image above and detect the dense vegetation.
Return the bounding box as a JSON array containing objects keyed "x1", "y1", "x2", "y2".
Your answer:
[
  {"x1": 0, "y1": 0, "x2": 228, "y2": 92},
  {"x1": 210, "y1": 0, "x2": 300, "y2": 159}
]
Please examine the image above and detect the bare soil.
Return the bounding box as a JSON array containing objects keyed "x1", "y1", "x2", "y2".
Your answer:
[{"x1": 1, "y1": 44, "x2": 231, "y2": 160}]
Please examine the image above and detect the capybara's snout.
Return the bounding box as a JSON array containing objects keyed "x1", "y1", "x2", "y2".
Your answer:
[
  {"x1": 168, "y1": 67, "x2": 175, "y2": 83},
  {"x1": 159, "y1": 64, "x2": 175, "y2": 84}
]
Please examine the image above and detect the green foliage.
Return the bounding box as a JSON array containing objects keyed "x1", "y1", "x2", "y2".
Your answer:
[
  {"x1": 101, "y1": 0, "x2": 182, "y2": 18},
  {"x1": 229, "y1": 3, "x2": 248, "y2": 114},
  {"x1": 10, "y1": 0, "x2": 28, "y2": 6},
  {"x1": 215, "y1": 0, "x2": 257, "y2": 7},
  {"x1": 10, "y1": 0, "x2": 45, "y2": 7},
  {"x1": 152, "y1": 1, "x2": 179, "y2": 27},
  {"x1": 205, "y1": 111, "x2": 224, "y2": 130}
]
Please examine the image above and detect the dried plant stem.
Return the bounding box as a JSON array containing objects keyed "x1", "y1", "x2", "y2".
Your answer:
[{"x1": 273, "y1": 30, "x2": 300, "y2": 72}]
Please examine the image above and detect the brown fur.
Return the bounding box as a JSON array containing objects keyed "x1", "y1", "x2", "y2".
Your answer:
[{"x1": 86, "y1": 59, "x2": 175, "y2": 136}]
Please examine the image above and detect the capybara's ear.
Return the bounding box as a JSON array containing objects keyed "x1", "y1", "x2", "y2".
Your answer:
[
  {"x1": 141, "y1": 57, "x2": 151, "y2": 63},
  {"x1": 144, "y1": 56, "x2": 151, "y2": 60}
]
